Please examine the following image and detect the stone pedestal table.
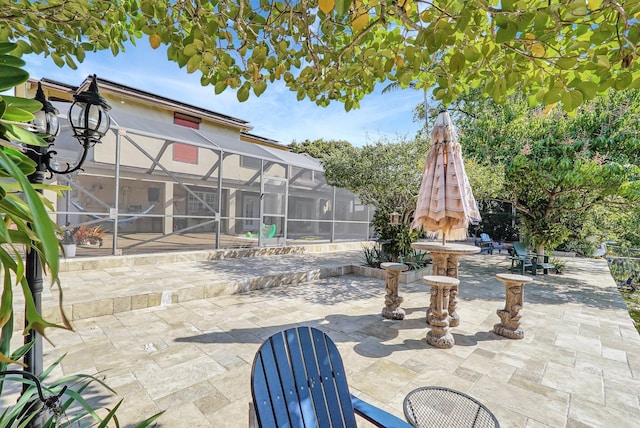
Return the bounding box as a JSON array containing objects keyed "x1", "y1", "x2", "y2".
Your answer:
[
  {"x1": 411, "y1": 242, "x2": 480, "y2": 327},
  {"x1": 380, "y1": 262, "x2": 409, "y2": 320},
  {"x1": 422, "y1": 275, "x2": 459, "y2": 349},
  {"x1": 493, "y1": 273, "x2": 533, "y2": 339}
]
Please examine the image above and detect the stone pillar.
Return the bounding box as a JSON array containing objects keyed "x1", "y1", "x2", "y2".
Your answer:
[
  {"x1": 380, "y1": 262, "x2": 408, "y2": 320},
  {"x1": 426, "y1": 251, "x2": 462, "y2": 327},
  {"x1": 494, "y1": 273, "x2": 533, "y2": 339},
  {"x1": 163, "y1": 182, "x2": 174, "y2": 235},
  {"x1": 422, "y1": 275, "x2": 459, "y2": 349}
]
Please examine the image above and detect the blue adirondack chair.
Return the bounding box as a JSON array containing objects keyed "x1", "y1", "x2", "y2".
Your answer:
[
  {"x1": 251, "y1": 326, "x2": 412, "y2": 428},
  {"x1": 474, "y1": 233, "x2": 493, "y2": 254}
]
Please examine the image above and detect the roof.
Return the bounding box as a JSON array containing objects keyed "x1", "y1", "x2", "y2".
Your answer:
[
  {"x1": 107, "y1": 106, "x2": 322, "y2": 169},
  {"x1": 240, "y1": 132, "x2": 291, "y2": 151},
  {"x1": 37, "y1": 77, "x2": 323, "y2": 171},
  {"x1": 38, "y1": 76, "x2": 252, "y2": 132}
]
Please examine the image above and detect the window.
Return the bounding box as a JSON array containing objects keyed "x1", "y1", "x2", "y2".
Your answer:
[
  {"x1": 240, "y1": 155, "x2": 260, "y2": 169},
  {"x1": 148, "y1": 187, "x2": 160, "y2": 202},
  {"x1": 173, "y1": 143, "x2": 198, "y2": 164},
  {"x1": 174, "y1": 112, "x2": 200, "y2": 129},
  {"x1": 243, "y1": 194, "x2": 260, "y2": 229},
  {"x1": 187, "y1": 191, "x2": 216, "y2": 214}
]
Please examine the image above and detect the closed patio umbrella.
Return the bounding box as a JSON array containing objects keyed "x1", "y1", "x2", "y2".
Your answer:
[{"x1": 412, "y1": 111, "x2": 480, "y2": 244}]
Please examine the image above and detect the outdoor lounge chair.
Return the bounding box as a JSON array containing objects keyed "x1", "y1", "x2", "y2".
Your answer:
[
  {"x1": 250, "y1": 326, "x2": 412, "y2": 428},
  {"x1": 475, "y1": 233, "x2": 493, "y2": 254},
  {"x1": 510, "y1": 242, "x2": 533, "y2": 274},
  {"x1": 475, "y1": 233, "x2": 503, "y2": 255},
  {"x1": 510, "y1": 242, "x2": 554, "y2": 275}
]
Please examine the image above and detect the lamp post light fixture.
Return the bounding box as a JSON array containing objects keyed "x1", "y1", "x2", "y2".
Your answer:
[
  {"x1": 24, "y1": 75, "x2": 111, "y2": 406},
  {"x1": 32, "y1": 82, "x2": 60, "y2": 141}
]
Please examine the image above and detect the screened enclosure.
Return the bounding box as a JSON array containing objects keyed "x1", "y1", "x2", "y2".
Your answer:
[{"x1": 48, "y1": 102, "x2": 374, "y2": 257}]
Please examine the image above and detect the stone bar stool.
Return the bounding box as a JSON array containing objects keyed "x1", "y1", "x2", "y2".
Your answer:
[
  {"x1": 422, "y1": 275, "x2": 460, "y2": 349},
  {"x1": 380, "y1": 262, "x2": 409, "y2": 320},
  {"x1": 411, "y1": 242, "x2": 480, "y2": 328},
  {"x1": 494, "y1": 273, "x2": 533, "y2": 339}
]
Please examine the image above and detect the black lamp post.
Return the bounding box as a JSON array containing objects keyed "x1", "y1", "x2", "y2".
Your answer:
[{"x1": 24, "y1": 76, "x2": 111, "y2": 407}]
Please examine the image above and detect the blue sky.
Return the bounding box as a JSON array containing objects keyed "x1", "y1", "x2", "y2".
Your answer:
[{"x1": 24, "y1": 43, "x2": 425, "y2": 147}]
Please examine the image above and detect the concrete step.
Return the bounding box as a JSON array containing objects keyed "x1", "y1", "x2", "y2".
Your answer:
[{"x1": 13, "y1": 242, "x2": 370, "y2": 328}]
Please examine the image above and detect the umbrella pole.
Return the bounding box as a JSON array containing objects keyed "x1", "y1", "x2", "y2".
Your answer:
[{"x1": 442, "y1": 144, "x2": 448, "y2": 247}]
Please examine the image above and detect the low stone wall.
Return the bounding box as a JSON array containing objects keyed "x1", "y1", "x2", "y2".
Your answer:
[
  {"x1": 60, "y1": 241, "x2": 372, "y2": 272},
  {"x1": 551, "y1": 251, "x2": 577, "y2": 257}
]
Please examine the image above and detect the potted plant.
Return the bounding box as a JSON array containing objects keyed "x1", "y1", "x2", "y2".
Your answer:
[
  {"x1": 59, "y1": 227, "x2": 79, "y2": 258},
  {"x1": 73, "y1": 225, "x2": 105, "y2": 247}
]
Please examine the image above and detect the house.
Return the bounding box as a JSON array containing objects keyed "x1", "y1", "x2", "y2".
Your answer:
[{"x1": 16, "y1": 76, "x2": 373, "y2": 255}]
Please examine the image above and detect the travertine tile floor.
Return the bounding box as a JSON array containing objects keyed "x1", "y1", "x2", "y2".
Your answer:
[{"x1": 5, "y1": 248, "x2": 640, "y2": 427}]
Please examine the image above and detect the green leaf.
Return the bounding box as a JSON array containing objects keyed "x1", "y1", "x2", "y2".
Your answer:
[
  {"x1": 0, "y1": 43, "x2": 17, "y2": 54},
  {"x1": 449, "y1": 52, "x2": 466, "y2": 74},
  {"x1": 502, "y1": 0, "x2": 515, "y2": 11},
  {"x1": 556, "y1": 57, "x2": 577, "y2": 69},
  {"x1": 1, "y1": 95, "x2": 42, "y2": 113},
  {"x1": 3, "y1": 123, "x2": 47, "y2": 146},
  {"x1": 629, "y1": 76, "x2": 640, "y2": 89},
  {"x1": 495, "y1": 23, "x2": 517, "y2": 44},
  {"x1": 253, "y1": 80, "x2": 267, "y2": 96},
  {"x1": 614, "y1": 72, "x2": 632, "y2": 90},
  {"x1": 561, "y1": 89, "x2": 583, "y2": 112},
  {"x1": 237, "y1": 84, "x2": 250, "y2": 102},
  {"x1": 0, "y1": 64, "x2": 29, "y2": 91},
  {"x1": 588, "y1": 0, "x2": 603, "y2": 9},
  {"x1": 1, "y1": 107, "x2": 35, "y2": 122},
  {"x1": 0, "y1": 149, "x2": 59, "y2": 285},
  {"x1": 186, "y1": 54, "x2": 202, "y2": 73},
  {"x1": 571, "y1": 80, "x2": 598, "y2": 99},
  {"x1": 64, "y1": 54, "x2": 78, "y2": 69},
  {"x1": 76, "y1": 46, "x2": 85, "y2": 62},
  {"x1": 50, "y1": 52, "x2": 64, "y2": 67},
  {"x1": 463, "y1": 46, "x2": 481, "y2": 63},
  {"x1": 214, "y1": 81, "x2": 227, "y2": 94},
  {"x1": 183, "y1": 44, "x2": 198, "y2": 57},
  {"x1": 533, "y1": 13, "x2": 549, "y2": 31},
  {"x1": 543, "y1": 88, "x2": 562, "y2": 105},
  {"x1": 0, "y1": 55, "x2": 25, "y2": 68},
  {"x1": 492, "y1": 78, "x2": 506, "y2": 102},
  {"x1": 334, "y1": 0, "x2": 353, "y2": 16}
]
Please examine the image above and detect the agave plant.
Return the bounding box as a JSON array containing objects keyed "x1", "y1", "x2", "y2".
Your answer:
[{"x1": 1, "y1": 349, "x2": 162, "y2": 427}]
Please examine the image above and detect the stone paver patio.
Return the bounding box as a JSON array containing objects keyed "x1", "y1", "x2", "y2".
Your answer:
[{"x1": 5, "y1": 247, "x2": 640, "y2": 427}]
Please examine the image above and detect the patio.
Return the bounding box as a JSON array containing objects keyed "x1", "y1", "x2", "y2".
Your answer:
[{"x1": 7, "y1": 247, "x2": 640, "y2": 426}]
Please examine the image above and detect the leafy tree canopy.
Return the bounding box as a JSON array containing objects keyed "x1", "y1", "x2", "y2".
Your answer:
[
  {"x1": 464, "y1": 158, "x2": 506, "y2": 202},
  {"x1": 288, "y1": 138, "x2": 353, "y2": 160},
  {"x1": 321, "y1": 136, "x2": 428, "y2": 216},
  {"x1": 4, "y1": 0, "x2": 640, "y2": 111},
  {"x1": 455, "y1": 90, "x2": 640, "y2": 254}
]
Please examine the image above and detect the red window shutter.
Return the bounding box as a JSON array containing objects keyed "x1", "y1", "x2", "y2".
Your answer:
[
  {"x1": 174, "y1": 112, "x2": 201, "y2": 129},
  {"x1": 174, "y1": 116, "x2": 200, "y2": 129},
  {"x1": 173, "y1": 143, "x2": 198, "y2": 164}
]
